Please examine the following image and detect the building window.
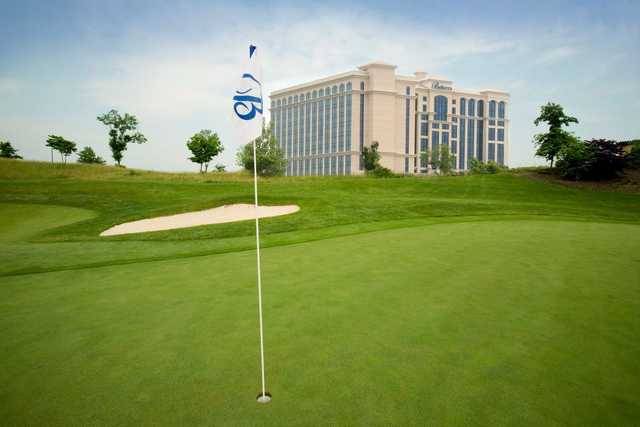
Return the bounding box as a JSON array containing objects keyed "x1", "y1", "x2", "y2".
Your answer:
[
  {"x1": 441, "y1": 124, "x2": 449, "y2": 130},
  {"x1": 468, "y1": 99, "x2": 476, "y2": 116},
  {"x1": 498, "y1": 101, "x2": 505, "y2": 119},
  {"x1": 452, "y1": 99, "x2": 456, "y2": 105},
  {"x1": 460, "y1": 119, "x2": 466, "y2": 169},
  {"x1": 498, "y1": 128, "x2": 505, "y2": 142},
  {"x1": 432, "y1": 122, "x2": 439, "y2": 129},
  {"x1": 452, "y1": 107, "x2": 456, "y2": 115},
  {"x1": 498, "y1": 120, "x2": 505, "y2": 127},
  {"x1": 467, "y1": 118, "x2": 475, "y2": 164},
  {"x1": 405, "y1": 87, "x2": 411, "y2": 173},
  {"x1": 420, "y1": 138, "x2": 428, "y2": 152},
  {"x1": 338, "y1": 84, "x2": 345, "y2": 152},
  {"x1": 452, "y1": 124, "x2": 458, "y2": 138},
  {"x1": 477, "y1": 119, "x2": 484, "y2": 160},
  {"x1": 434, "y1": 95, "x2": 448, "y2": 121},
  {"x1": 489, "y1": 119, "x2": 496, "y2": 126},
  {"x1": 421, "y1": 122, "x2": 428, "y2": 136},
  {"x1": 488, "y1": 143, "x2": 495, "y2": 161},
  {"x1": 432, "y1": 131, "x2": 440, "y2": 154},
  {"x1": 497, "y1": 144, "x2": 505, "y2": 165},
  {"x1": 346, "y1": 85, "x2": 352, "y2": 151},
  {"x1": 489, "y1": 128, "x2": 496, "y2": 141},
  {"x1": 460, "y1": 98, "x2": 466, "y2": 116},
  {"x1": 477, "y1": 100, "x2": 484, "y2": 117},
  {"x1": 489, "y1": 100, "x2": 496, "y2": 118},
  {"x1": 359, "y1": 81, "x2": 365, "y2": 169},
  {"x1": 422, "y1": 104, "x2": 427, "y2": 112}
]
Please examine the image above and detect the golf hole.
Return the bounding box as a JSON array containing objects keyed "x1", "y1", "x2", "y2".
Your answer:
[{"x1": 256, "y1": 392, "x2": 272, "y2": 404}]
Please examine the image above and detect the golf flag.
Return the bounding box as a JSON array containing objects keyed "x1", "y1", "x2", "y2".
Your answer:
[
  {"x1": 232, "y1": 44, "x2": 263, "y2": 136},
  {"x1": 232, "y1": 44, "x2": 270, "y2": 404}
]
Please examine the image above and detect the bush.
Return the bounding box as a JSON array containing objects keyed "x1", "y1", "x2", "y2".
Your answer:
[
  {"x1": 237, "y1": 125, "x2": 286, "y2": 177},
  {"x1": 556, "y1": 138, "x2": 625, "y2": 180},
  {"x1": 367, "y1": 164, "x2": 396, "y2": 178},
  {"x1": 469, "y1": 158, "x2": 507, "y2": 174}
]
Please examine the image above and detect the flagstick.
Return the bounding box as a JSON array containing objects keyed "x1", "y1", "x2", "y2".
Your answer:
[{"x1": 254, "y1": 94, "x2": 269, "y2": 403}]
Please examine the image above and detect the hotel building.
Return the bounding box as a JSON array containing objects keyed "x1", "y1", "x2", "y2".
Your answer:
[{"x1": 270, "y1": 62, "x2": 509, "y2": 176}]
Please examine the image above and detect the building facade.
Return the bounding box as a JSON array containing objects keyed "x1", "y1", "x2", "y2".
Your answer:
[{"x1": 270, "y1": 62, "x2": 509, "y2": 176}]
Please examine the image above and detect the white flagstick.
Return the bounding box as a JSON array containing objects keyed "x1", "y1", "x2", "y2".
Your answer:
[{"x1": 253, "y1": 118, "x2": 269, "y2": 403}]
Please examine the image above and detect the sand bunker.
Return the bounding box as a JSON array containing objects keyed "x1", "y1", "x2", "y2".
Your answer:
[{"x1": 100, "y1": 203, "x2": 300, "y2": 236}]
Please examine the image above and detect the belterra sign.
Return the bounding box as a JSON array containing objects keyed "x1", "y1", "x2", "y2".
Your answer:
[{"x1": 432, "y1": 81, "x2": 453, "y2": 90}]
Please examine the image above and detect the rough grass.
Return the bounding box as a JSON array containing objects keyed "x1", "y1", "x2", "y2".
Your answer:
[{"x1": 1, "y1": 159, "x2": 640, "y2": 426}]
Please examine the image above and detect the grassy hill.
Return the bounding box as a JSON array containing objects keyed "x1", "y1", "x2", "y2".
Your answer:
[{"x1": 1, "y1": 159, "x2": 640, "y2": 425}]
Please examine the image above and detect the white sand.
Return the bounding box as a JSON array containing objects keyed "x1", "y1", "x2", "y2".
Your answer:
[{"x1": 100, "y1": 203, "x2": 300, "y2": 236}]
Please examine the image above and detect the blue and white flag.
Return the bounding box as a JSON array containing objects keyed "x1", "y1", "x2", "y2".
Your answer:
[{"x1": 232, "y1": 44, "x2": 263, "y2": 141}]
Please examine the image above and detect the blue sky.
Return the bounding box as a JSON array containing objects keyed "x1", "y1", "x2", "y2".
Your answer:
[{"x1": 1, "y1": 0, "x2": 639, "y2": 171}]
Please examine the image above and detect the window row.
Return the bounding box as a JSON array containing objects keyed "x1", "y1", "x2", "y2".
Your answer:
[{"x1": 286, "y1": 155, "x2": 352, "y2": 176}]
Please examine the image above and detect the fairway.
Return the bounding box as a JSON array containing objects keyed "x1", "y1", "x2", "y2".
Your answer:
[{"x1": 1, "y1": 161, "x2": 640, "y2": 425}]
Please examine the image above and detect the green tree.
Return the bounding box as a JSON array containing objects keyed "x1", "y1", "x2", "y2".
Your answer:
[
  {"x1": 77, "y1": 146, "x2": 106, "y2": 164},
  {"x1": 362, "y1": 142, "x2": 381, "y2": 171},
  {"x1": 97, "y1": 110, "x2": 147, "y2": 166},
  {"x1": 533, "y1": 102, "x2": 579, "y2": 167},
  {"x1": 0, "y1": 141, "x2": 22, "y2": 159},
  {"x1": 421, "y1": 145, "x2": 455, "y2": 175},
  {"x1": 186, "y1": 129, "x2": 223, "y2": 173},
  {"x1": 46, "y1": 135, "x2": 77, "y2": 164},
  {"x1": 236, "y1": 125, "x2": 286, "y2": 177},
  {"x1": 214, "y1": 164, "x2": 226, "y2": 172},
  {"x1": 624, "y1": 140, "x2": 640, "y2": 169}
]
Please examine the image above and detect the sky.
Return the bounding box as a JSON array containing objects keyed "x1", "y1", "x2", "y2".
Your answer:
[{"x1": 1, "y1": 0, "x2": 639, "y2": 171}]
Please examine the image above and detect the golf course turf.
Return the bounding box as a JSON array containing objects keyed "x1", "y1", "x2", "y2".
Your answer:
[{"x1": 1, "y1": 159, "x2": 639, "y2": 425}]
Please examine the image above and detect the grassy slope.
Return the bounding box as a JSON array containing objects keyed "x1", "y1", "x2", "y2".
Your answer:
[
  {"x1": 1, "y1": 159, "x2": 640, "y2": 426},
  {"x1": 1, "y1": 159, "x2": 639, "y2": 276}
]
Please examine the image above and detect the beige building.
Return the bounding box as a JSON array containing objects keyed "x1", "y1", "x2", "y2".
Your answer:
[{"x1": 270, "y1": 61, "x2": 509, "y2": 176}]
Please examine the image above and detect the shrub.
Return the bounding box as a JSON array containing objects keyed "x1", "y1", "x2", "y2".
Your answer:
[
  {"x1": 361, "y1": 142, "x2": 380, "y2": 171},
  {"x1": 367, "y1": 164, "x2": 395, "y2": 178},
  {"x1": 469, "y1": 158, "x2": 507, "y2": 174},
  {"x1": 237, "y1": 125, "x2": 286, "y2": 177},
  {"x1": 556, "y1": 138, "x2": 625, "y2": 180}
]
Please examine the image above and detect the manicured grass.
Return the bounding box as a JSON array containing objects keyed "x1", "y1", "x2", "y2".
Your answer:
[{"x1": 1, "y1": 160, "x2": 639, "y2": 425}]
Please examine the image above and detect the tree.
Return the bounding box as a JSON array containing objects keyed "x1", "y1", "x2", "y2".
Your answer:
[
  {"x1": 362, "y1": 142, "x2": 381, "y2": 171},
  {"x1": 46, "y1": 135, "x2": 77, "y2": 164},
  {"x1": 236, "y1": 125, "x2": 286, "y2": 177},
  {"x1": 77, "y1": 146, "x2": 106, "y2": 164},
  {"x1": 97, "y1": 110, "x2": 147, "y2": 166},
  {"x1": 214, "y1": 164, "x2": 226, "y2": 172},
  {"x1": 0, "y1": 141, "x2": 22, "y2": 159},
  {"x1": 420, "y1": 145, "x2": 454, "y2": 175},
  {"x1": 186, "y1": 129, "x2": 223, "y2": 173},
  {"x1": 533, "y1": 102, "x2": 579, "y2": 167},
  {"x1": 624, "y1": 140, "x2": 640, "y2": 169}
]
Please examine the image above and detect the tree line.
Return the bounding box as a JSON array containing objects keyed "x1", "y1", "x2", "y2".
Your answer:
[{"x1": 0, "y1": 109, "x2": 288, "y2": 176}]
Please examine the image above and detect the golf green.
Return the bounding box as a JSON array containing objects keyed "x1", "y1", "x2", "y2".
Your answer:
[
  {"x1": 1, "y1": 211, "x2": 639, "y2": 425},
  {"x1": 1, "y1": 160, "x2": 640, "y2": 425}
]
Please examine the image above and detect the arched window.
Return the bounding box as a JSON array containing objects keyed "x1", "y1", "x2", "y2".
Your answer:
[
  {"x1": 312, "y1": 90, "x2": 317, "y2": 98},
  {"x1": 460, "y1": 98, "x2": 466, "y2": 116},
  {"x1": 498, "y1": 101, "x2": 506, "y2": 119},
  {"x1": 339, "y1": 83, "x2": 345, "y2": 92},
  {"x1": 489, "y1": 100, "x2": 496, "y2": 118},
  {"x1": 332, "y1": 85, "x2": 337, "y2": 94},
  {"x1": 346, "y1": 82, "x2": 352, "y2": 91},
  {"x1": 406, "y1": 86, "x2": 410, "y2": 95},
  {"x1": 468, "y1": 99, "x2": 475, "y2": 116},
  {"x1": 435, "y1": 95, "x2": 448, "y2": 121},
  {"x1": 477, "y1": 100, "x2": 484, "y2": 117}
]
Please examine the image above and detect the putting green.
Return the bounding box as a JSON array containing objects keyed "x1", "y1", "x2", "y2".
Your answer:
[{"x1": 1, "y1": 219, "x2": 639, "y2": 426}]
